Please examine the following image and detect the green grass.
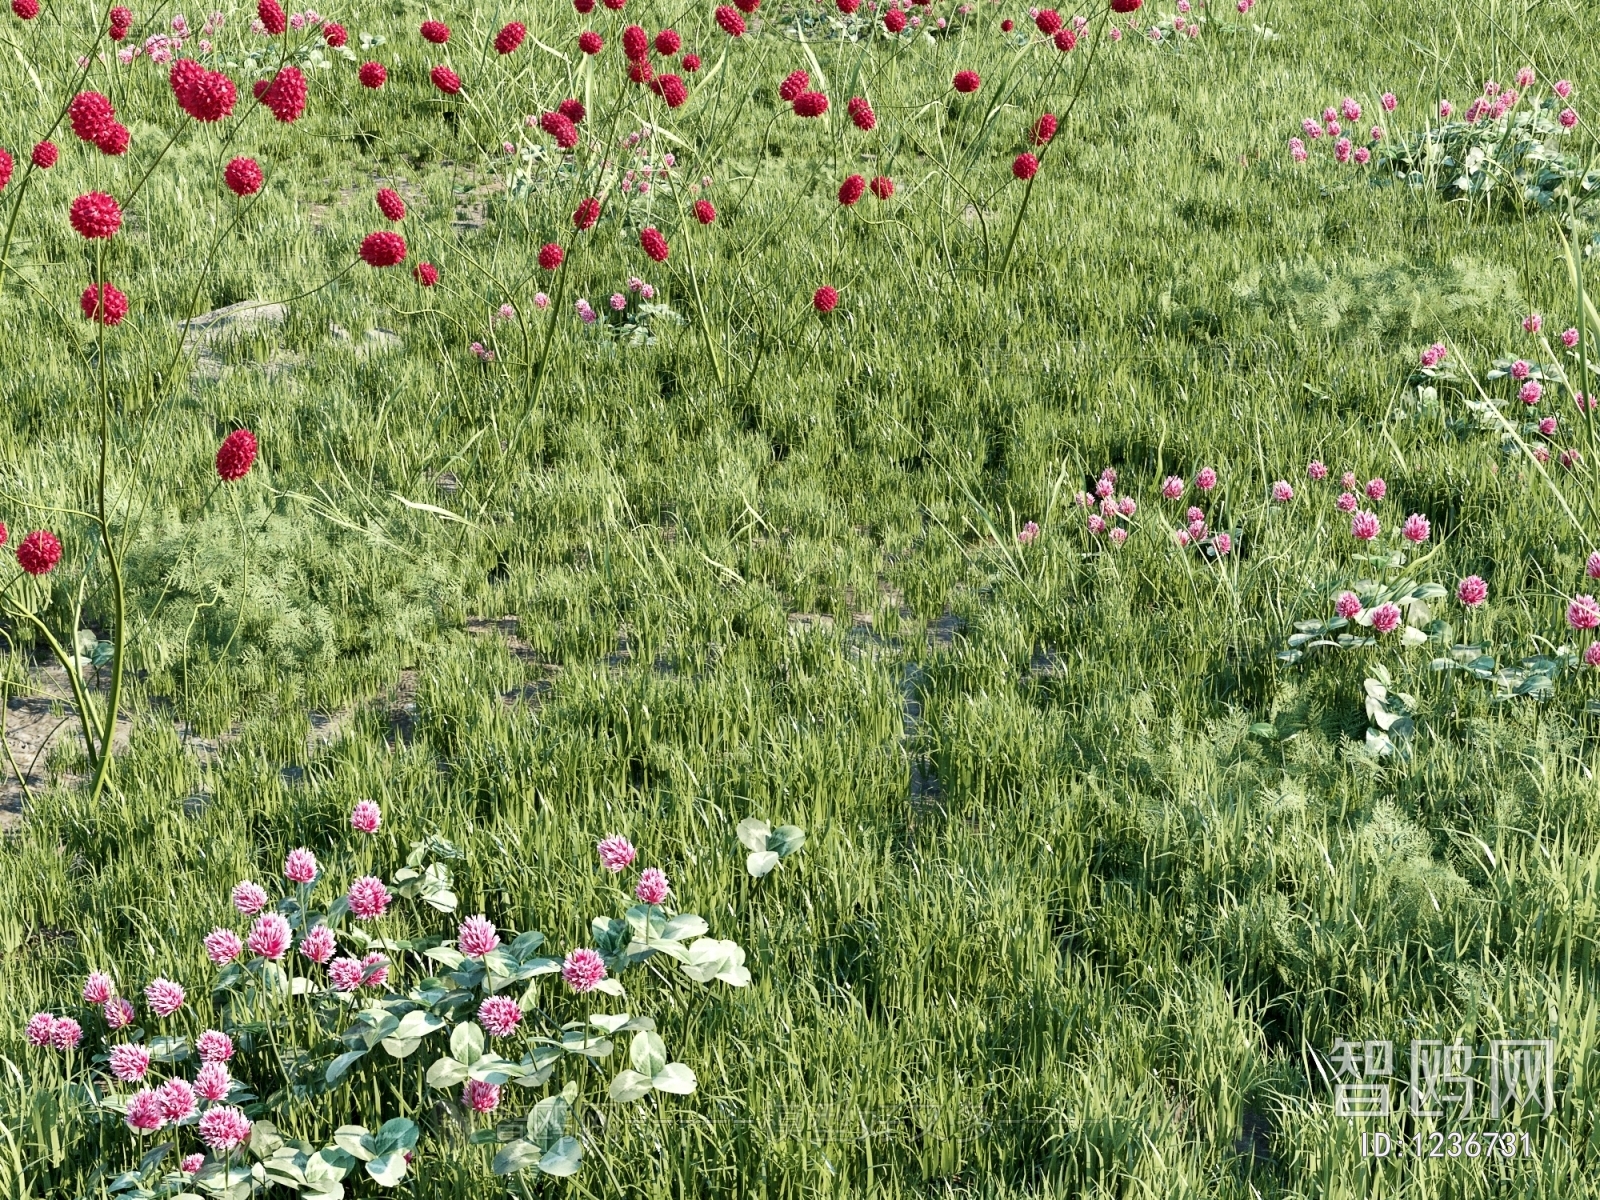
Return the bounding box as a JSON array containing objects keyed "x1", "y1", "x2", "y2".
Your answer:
[{"x1": 1, "y1": 0, "x2": 1600, "y2": 1194}]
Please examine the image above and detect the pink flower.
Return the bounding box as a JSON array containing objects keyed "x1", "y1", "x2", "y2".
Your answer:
[
  {"x1": 1302, "y1": 118, "x2": 1321, "y2": 139},
  {"x1": 1117, "y1": 497, "x2": 1137, "y2": 517},
  {"x1": 1539, "y1": 417, "x2": 1559, "y2": 437},
  {"x1": 1523, "y1": 313, "x2": 1543, "y2": 333},
  {"x1": 299, "y1": 925, "x2": 337, "y2": 964},
  {"x1": 1568, "y1": 595, "x2": 1600, "y2": 631},
  {"x1": 50, "y1": 1018, "x2": 82, "y2": 1050},
  {"x1": 1587, "y1": 551, "x2": 1600, "y2": 580},
  {"x1": 1401, "y1": 513, "x2": 1430, "y2": 543},
  {"x1": 1195, "y1": 467, "x2": 1217, "y2": 490},
  {"x1": 478, "y1": 995, "x2": 522, "y2": 1037},
  {"x1": 25, "y1": 1013, "x2": 54, "y2": 1047},
  {"x1": 1341, "y1": 471, "x2": 1359, "y2": 489},
  {"x1": 126, "y1": 1089, "x2": 165, "y2": 1134},
  {"x1": 105, "y1": 997, "x2": 135, "y2": 1030},
  {"x1": 1381, "y1": 92, "x2": 1397, "y2": 111},
  {"x1": 1336, "y1": 491, "x2": 1359, "y2": 513},
  {"x1": 458, "y1": 915, "x2": 500, "y2": 958},
  {"x1": 1186, "y1": 507, "x2": 1204, "y2": 523},
  {"x1": 1520, "y1": 381, "x2": 1543, "y2": 406},
  {"x1": 198, "y1": 1106, "x2": 252, "y2": 1152},
  {"x1": 1439, "y1": 100, "x2": 1453, "y2": 118},
  {"x1": 1087, "y1": 515, "x2": 1107, "y2": 535},
  {"x1": 1174, "y1": 529, "x2": 1191, "y2": 546},
  {"x1": 196, "y1": 1029, "x2": 234, "y2": 1062},
  {"x1": 350, "y1": 799, "x2": 381, "y2": 833},
  {"x1": 360, "y1": 952, "x2": 389, "y2": 989},
  {"x1": 204, "y1": 928, "x2": 243, "y2": 965},
  {"x1": 231, "y1": 881, "x2": 267, "y2": 915},
  {"x1": 1510, "y1": 360, "x2": 1531, "y2": 380},
  {"x1": 1289, "y1": 138, "x2": 1307, "y2": 163},
  {"x1": 82, "y1": 973, "x2": 114, "y2": 1006},
  {"x1": 1334, "y1": 137, "x2": 1352, "y2": 163},
  {"x1": 145, "y1": 978, "x2": 186, "y2": 1018},
  {"x1": 1456, "y1": 576, "x2": 1488, "y2": 607},
  {"x1": 1516, "y1": 67, "x2": 1535, "y2": 88},
  {"x1": 1017, "y1": 521, "x2": 1040, "y2": 545},
  {"x1": 1213, "y1": 533, "x2": 1232, "y2": 556},
  {"x1": 1564, "y1": 328, "x2": 1581, "y2": 349},
  {"x1": 347, "y1": 875, "x2": 391, "y2": 920},
  {"x1": 1365, "y1": 478, "x2": 1386, "y2": 501},
  {"x1": 110, "y1": 1043, "x2": 152, "y2": 1082},
  {"x1": 181, "y1": 1154, "x2": 205, "y2": 1174},
  {"x1": 1307, "y1": 460, "x2": 1328, "y2": 481},
  {"x1": 157, "y1": 1078, "x2": 197, "y2": 1122},
  {"x1": 1563, "y1": 449, "x2": 1583, "y2": 471},
  {"x1": 1109, "y1": 527, "x2": 1129, "y2": 546},
  {"x1": 561, "y1": 947, "x2": 607, "y2": 993},
  {"x1": 284, "y1": 848, "x2": 318, "y2": 884},
  {"x1": 1161, "y1": 476, "x2": 1184, "y2": 499},
  {"x1": 1335, "y1": 591, "x2": 1363, "y2": 618},
  {"x1": 1559, "y1": 108, "x2": 1578, "y2": 130},
  {"x1": 1353, "y1": 147, "x2": 1371, "y2": 165},
  {"x1": 1555, "y1": 80, "x2": 1573, "y2": 99},
  {"x1": 247, "y1": 913, "x2": 292, "y2": 960},
  {"x1": 636, "y1": 868, "x2": 670, "y2": 905},
  {"x1": 1272, "y1": 481, "x2": 1294, "y2": 503},
  {"x1": 1187, "y1": 519, "x2": 1207, "y2": 540},
  {"x1": 597, "y1": 835, "x2": 637, "y2": 872},
  {"x1": 462, "y1": 1080, "x2": 501, "y2": 1113},
  {"x1": 1099, "y1": 496, "x2": 1119, "y2": 518},
  {"x1": 328, "y1": 957, "x2": 363, "y2": 992},
  {"x1": 1351, "y1": 511, "x2": 1380, "y2": 541},
  {"x1": 1341, "y1": 96, "x2": 1361, "y2": 121},
  {"x1": 1095, "y1": 478, "x2": 1114, "y2": 498},
  {"x1": 195, "y1": 1061, "x2": 231, "y2": 1101},
  {"x1": 1369, "y1": 602, "x2": 1402, "y2": 634}
]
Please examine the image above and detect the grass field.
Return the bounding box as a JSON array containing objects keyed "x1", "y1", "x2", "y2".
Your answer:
[{"x1": 1, "y1": 0, "x2": 1599, "y2": 1194}]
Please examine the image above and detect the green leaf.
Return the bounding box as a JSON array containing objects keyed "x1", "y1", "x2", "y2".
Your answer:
[
  {"x1": 770, "y1": 825, "x2": 805, "y2": 856},
  {"x1": 364, "y1": 1153, "x2": 407, "y2": 1188},
  {"x1": 450, "y1": 1022, "x2": 484, "y2": 1065},
  {"x1": 508, "y1": 930, "x2": 546, "y2": 960},
  {"x1": 147, "y1": 1036, "x2": 191, "y2": 1063},
  {"x1": 332, "y1": 1127, "x2": 375, "y2": 1162},
  {"x1": 425, "y1": 1056, "x2": 470, "y2": 1089},
  {"x1": 630, "y1": 1030, "x2": 667, "y2": 1077},
  {"x1": 525, "y1": 1085, "x2": 575, "y2": 1150},
  {"x1": 537, "y1": 1136, "x2": 582, "y2": 1177},
  {"x1": 306, "y1": 1148, "x2": 354, "y2": 1182},
  {"x1": 138, "y1": 1143, "x2": 173, "y2": 1177},
  {"x1": 651, "y1": 1062, "x2": 697, "y2": 1095},
  {"x1": 589, "y1": 1013, "x2": 632, "y2": 1034},
  {"x1": 593, "y1": 977, "x2": 625, "y2": 997},
  {"x1": 325, "y1": 1051, "x2": 365, "y2": 1085},
  {"x1": 372, "y1": 1119, "x2": 418, "y2": 1155},
  {"x1": 491, "y1": 1140, "x2": 542, "y2": 1176},
  {"x1": 608, "y1": 1069, "x2": 653, "y2": 1102},
  {"x1": 1248, "y1": 722, "x2": 1278, "y2": 740},
  {"x1": 380, "y1": 1037, "x2": 422, "y2": 1059},
  {"x1": 393, "y1": 1010, "x2": 447, "y2": 1040},
  {"x1": 422, "y1": 945, "x2": 466, "y2": 969},
  {"x1": 659, "y1": 914, "x2": 708, "y2": 941},
  {"x1": 680, "y1": 938, "x2": 750, "y2": 987},
  {"x1": 735, "y1": 817, "x2": 772, "y2": 853},
  {"x1": 746, "y1": 850, "x2": 782, "y2": 878}
]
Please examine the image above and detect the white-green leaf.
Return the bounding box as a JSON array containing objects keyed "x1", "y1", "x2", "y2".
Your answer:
[
  {"x1": 425, "y1": 1056, "x2": 470, "y2": 1089},
  {"x1": 593, "y1": 977, "x2": 625, "y2": 997},
  {"x1": 736, "y1": 817, "x2": 772, "y2": 853},
  {"x1": 537, "y1": 1136, "x2": 582, "y2": 1177},
  {"x1": 681, "y1": 938, "x2": 750, "y2": 987},
  {"x1": 380, "y1": 1037, "x2": 421, "y2": 1059},
  {"x1": 608, "y1": 1069, "x2": 653, "y2": 1102},
  {"x1": 491, "y1": 1140, "x2": 542, "y2": 1176},
  {"x1": 364, "y1": 1153, "x2": 407, "y2": 1188},
  {"x1": 630, "y1": 1030, "x2": 667, "y2": 1077},
  {"x1": 659, "y1": 914, "x2": 708, "y2": 941},
  {"x1": 450, "y1": 1022, "x2": 484, "y2": 1065},
  {"x1": 332, "y1": 1127, "x2": 375, "y2": 1162},
  {"x1": 589, "y1": 1013, "x2": 632, "y2": 1034},
  {"x1": 746, "y1": 850, "x2": 782, "y2": 878},
  {"x1": 394, "y1": 1010, "x2": 447, "y2": 1040},
  {"x1": 652, "y1": 1062, "x2": 697, "y2": 1095},
  {"x1": 325, "y1": 1051, "x2": 365, "y2": 1085}
]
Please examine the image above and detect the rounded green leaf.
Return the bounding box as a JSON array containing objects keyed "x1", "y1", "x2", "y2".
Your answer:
[
  {"x1": 608, "y1": 1069, "x2": 654, "y2": 1102},
  {"x1": 651, "y1": 1062, "x2": 697, "y2": 1095},
  {"x1": 450, "y1": 1022, "x2": 484, "y2": 1065},
  {"x1": 364, "y1": 1152, "x2": 407, "y2": 1188},
  {"x1": 537, "y1": 1136, "x2": 582, "y2": 1177},
  {"x1": 424, "y1": 1056, "x2": 470, "y2": 1090},
  {"x1": 491, "y1": 1140, "x2": 542, "y2": 1176},
  {"x1": 630, "y1": 1031, "x2": 667, "y2": 1077},
  {"x1": 746, "y1": 850, "x2": 781, "y2": 878}
]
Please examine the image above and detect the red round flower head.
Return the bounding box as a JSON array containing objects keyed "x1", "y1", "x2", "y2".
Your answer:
[
  {"x1": 793, "y1": 91, "x2": 828, "y2": 118},
  {"x1": 869, "y1": 174, "x2": 894, "y2": 199},
  {"x1": 358, "y1": 61, "x2": 386, "y2": 88},
  {"x1": 715, "y1": 6, "x2": 744, "y2": 36},
  {"x1": 109, "y1": 5, "x2": 132, "y2": 38},
  {"x1": 1000, "y1": 17, "x2": 1013, "y2": 29},
  {"x1": 16, "y1": 530, "x2": 61, "y2": 576},
  {"x1": 1034, "y1": 8, "x2": 1061, "y2": 33},
  {"x1": 261, "y1": 66, "x2": 308, "y2": 122},
  {"x1": 652, "y1": 74, "x2": 687, "y2": 107},
  {"x1": 838, "y1": 0, "x2": 859, "y2": 11},
  {"x1": 431, "y1": 65, "x2": 461, "y2": 95},
  {"x1": 627, "y1": 58, "x2": 653, "y2": 85},
  {"x1": 172, "y1": 62, "x2": 239, "y2": 122},
  {"x1": 12, "y1": 0, "x2": 39, "y2": 21},
  {"x1": 838, "y1": 173, "x2": 865, "y2": 205},
  {"x1": 95, "y1": 123, "x2": 131, "y2": 156},
  {"x1": 420, "y1": 19, "x2": 449, "y2": 43},
  {"x1": 778, "y1": 70, "x2": 809, "y2": 102},
  {"x1": 70, "y1": 192, "x2": 122, "y2": 239},
  {"x1": 495, "y1": 21, "x2": 525, "y2": 53},
  {"x1": 601, "y1": 0, "x2": 624, "y2": 9},
  {"x1": 847, "y1": 97, "x2": 875, "y2": 130},
  {"x1": 31, "y1": 141, "x2": 57, "y2": 170},
  {"x1": 1012, "y1": 152, "x2": 1038, "y2": 180},
  {"x1": 215, "y1": 429, "x2": 257, "y2": 482},
  {"x1": 682, "y1": 53, "x2": 700, "y2": 70},
  {"x1": 253, "y1": 79, "x2": 268, "y2": 100},
  {"x1": 540, "y1": 111, "x2": 578, "y2": 148},
  {"x1": 257, "y1": 0, "x2": 286, "y2": 34},
  {"x1": 622, "y1": 23, "x2": 648, "y2": 58},
  {"x1": 574, "y1": 0, "x2": 593, "y2": 11},
  {"x1": 693, "y1": 199, "x2": 716, "y2": 224},
  {"x1": 170, "y1": 57, "x2": 204, "y2": 97},
  {"x1": 224, "y1": 156, "x2": 263, "y2": 195},
  {"x1": 538, "y1": 243, "x2": 564, "y2": 270},
  {"x1": 80, "y1": 283, "x2": 129, "y2": 326},
  {"x1": 0, "y1": 149, "x2": 10, "y2": 191},
  {"x1": 577, "y1": 30, "x2": 602, "y2": 53},
  {"x1": 68, "y1": 92, "x2": 116, "y2": 143},
  {"x1": 413, "y1": 262, "x2": 438, "y2": 286},
  {"x1": 573, "y1": 197, "x2": 600, "y2": 229},
  {"x1": 323, "y1": 21, "x2": 347, "y2": 46},
  {"x1": 952, "y1": 70, "x2": 980, "y2": 94},
  {"x1": 1110, "y1": 0, "x2": 1141, "y2": 8},
  {"x1": 883, "y1": 8, "x2": 906, "y2": 32},
  {"x1": 640, "y1": 226, "x2": 669, "y2": 262},
  {"x1": 654, "y1": 28, "x2": 680, "y2": 54},
  {"x1": 359, "y1": 230, "x2": 406, "y2": 267},
  {"x1": 813, "y1": 285, "x2": 838, "y2": 313},
  {"x1": 1053, "y1": 28, "x2": 1076, "y2": 51},
  {"x1": 1033, "y1": 113, "x2": 1057, "y2": 145},
  {"x1": 375, "y1": 188, "x2": 406, "y2": 221},
  {"x1": 558, "y1": 98, "x2": 586, "y2": 124}
]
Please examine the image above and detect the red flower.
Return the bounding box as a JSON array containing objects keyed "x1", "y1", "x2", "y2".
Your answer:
[
  {"x1": 1000, "y1": 18, "x2": 1013, "y2": 29},
  {"x1": 1012, "y1": 152, "x2": 1038, "y2": 180},
  {"x1": 359, "y1": 231, "x2": 407, "y2": 267},
  {"x1": 538, "y1": 243, "x2": 564, "y2": 270},
  {"x1": 869, "y1": 175, "x2": 893, "y2": 199},
  {"x1": 0, "y1": 524, "x2": 6, "y2": 549},
  {"x1": 253, "y1": 79, "x2": 268, "y2": 100},
  {"x1": 80, "y1": 282, "x2": 129, "y2": 326},
  {"x1": 257, "y1": 0, "x2": 286, "y2": 34},
  {"x1": 215, "y1": 430, "x2": 258, "y2": 482},
  {"x1": 838, "y1": 174, "x2": 865, "y2": 205},
  {"x1": 1032, "y1": 113, "x2": 1057, "y2": 145},
  {"x1": 639, "y1": 227, "x2": 669, "y2": 262},
  {"x1": 376, "y1": 188, "x2": 406, "y2": 221},
  {"x1": 778, "y1": 70, "x2": 809, "y2": 102},
  {"x1": 224, "y1": 156, "x2": 263, "y2": 195},
  {"x1": 68, "y1": 92, "x2": 116, "y2": 143},
  {"x1": 651, "y1": 74, "x2": 687, "y2": 107},
  {"x1": 358, "y1": 61, "x2": 387, "y2": 88},
  {"x1": 578, "y1": 30, "x2": 602, "y2": 53},
  {"x1": 0, "y1": 149, "x2": 10, "y2": 191},
  {"x1": 883, "y1": 9, "x2": 905, "y2": 32},
  {"x1": 414, "y1": 262, "x2": 439, "y2": 286},
  {"x1": 16, "y1": 531, "x2": 61, "y2": 576},
  {"x1": 573, "y1": 197, "x2": 601, "y2": 229},
  {"x1": 494, "y1": 21, "x2": 525, "y2": 53},
  {"x1": 627, "y1": 57, "x2": 653, "y2": 85},
  {"x1": 846, "y1": 96, "x2": 875, "y2": 130},
  {"x1": 1109, "y1": 0, "x2": 1141, "y2": 10},
  {"x1": 682, "y1": 53, "x2": 700, "y2": 70},
  {"x1": 574, "y1": 0, "x2": 594, "y2": 10},
  {"x1": 171, "y1": 60, "x2": 238, "y2": 122},
  {"x1": 714, "y1": 6, "x2": 744, "y2": 36},
  {"x1": 1034, "y1": 8, "x2": 1061, "y2": 32},
  {"x1": 70, "y1": 192, "x2": 122, "y2": 239},
  {"x1": 558, "y1": 98, "x2": 586, "y2": 123},
  {"x1": 431, "y1": 65, "x2": 462, "y2": 95},
  {"x1": 541, "y1": 111, "x2": 579, "y2": 147},
  {"x1": 622, "y1": 23, "x2": 648, "y2": 58},
  {"x1": 654, "y1": 28, "x2": 680, "y2": 54},
  {"x1": 734, "y1": 0, "x2": 758, "y2": 11},
  {"x1": 952, "y1": 70, "x2": 980, "y2": 94},
  {"x1": 109, "y1": 5, "x2": 131, "y2": 38},
  {"x1": 837, "y1": 0, "x2": 859, "y2": 12},
  {"x1": 420, "y1": 19, "x2": 449, "y2": 43},
  {"x1": 261, "y1": 66, "x2": 308, "y2": 122},
  {"x1": 1053, "y1": 28, "x2": 1075, "y2": 51},
  {"x1": 31, "y1": 141, "x2": 57, "y2": 170},
  {"x1": 601, "y1": 0, "x2": 624, "y2": 9},
  {"x1": 12, "y1": 0, "x2": 39, "y2": 21},
  {"x1": 171, "y1": 57, "x2": 204, "y2": 96},
  {"x1": 323, "y1": 21, "x2": 347, "y2": 46},
  {"x1": 693, "y1": 199, "x2": 715, "y2": 224},
  {"x1": 793, "y1": 92, "x2": 828, "y2": 117},
  {"x1": 813, "y1": 285, "x2": 838, "y2": 313},
  {"x1": 95, "y1": 123, "x2": 130, "y2": 156}
]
